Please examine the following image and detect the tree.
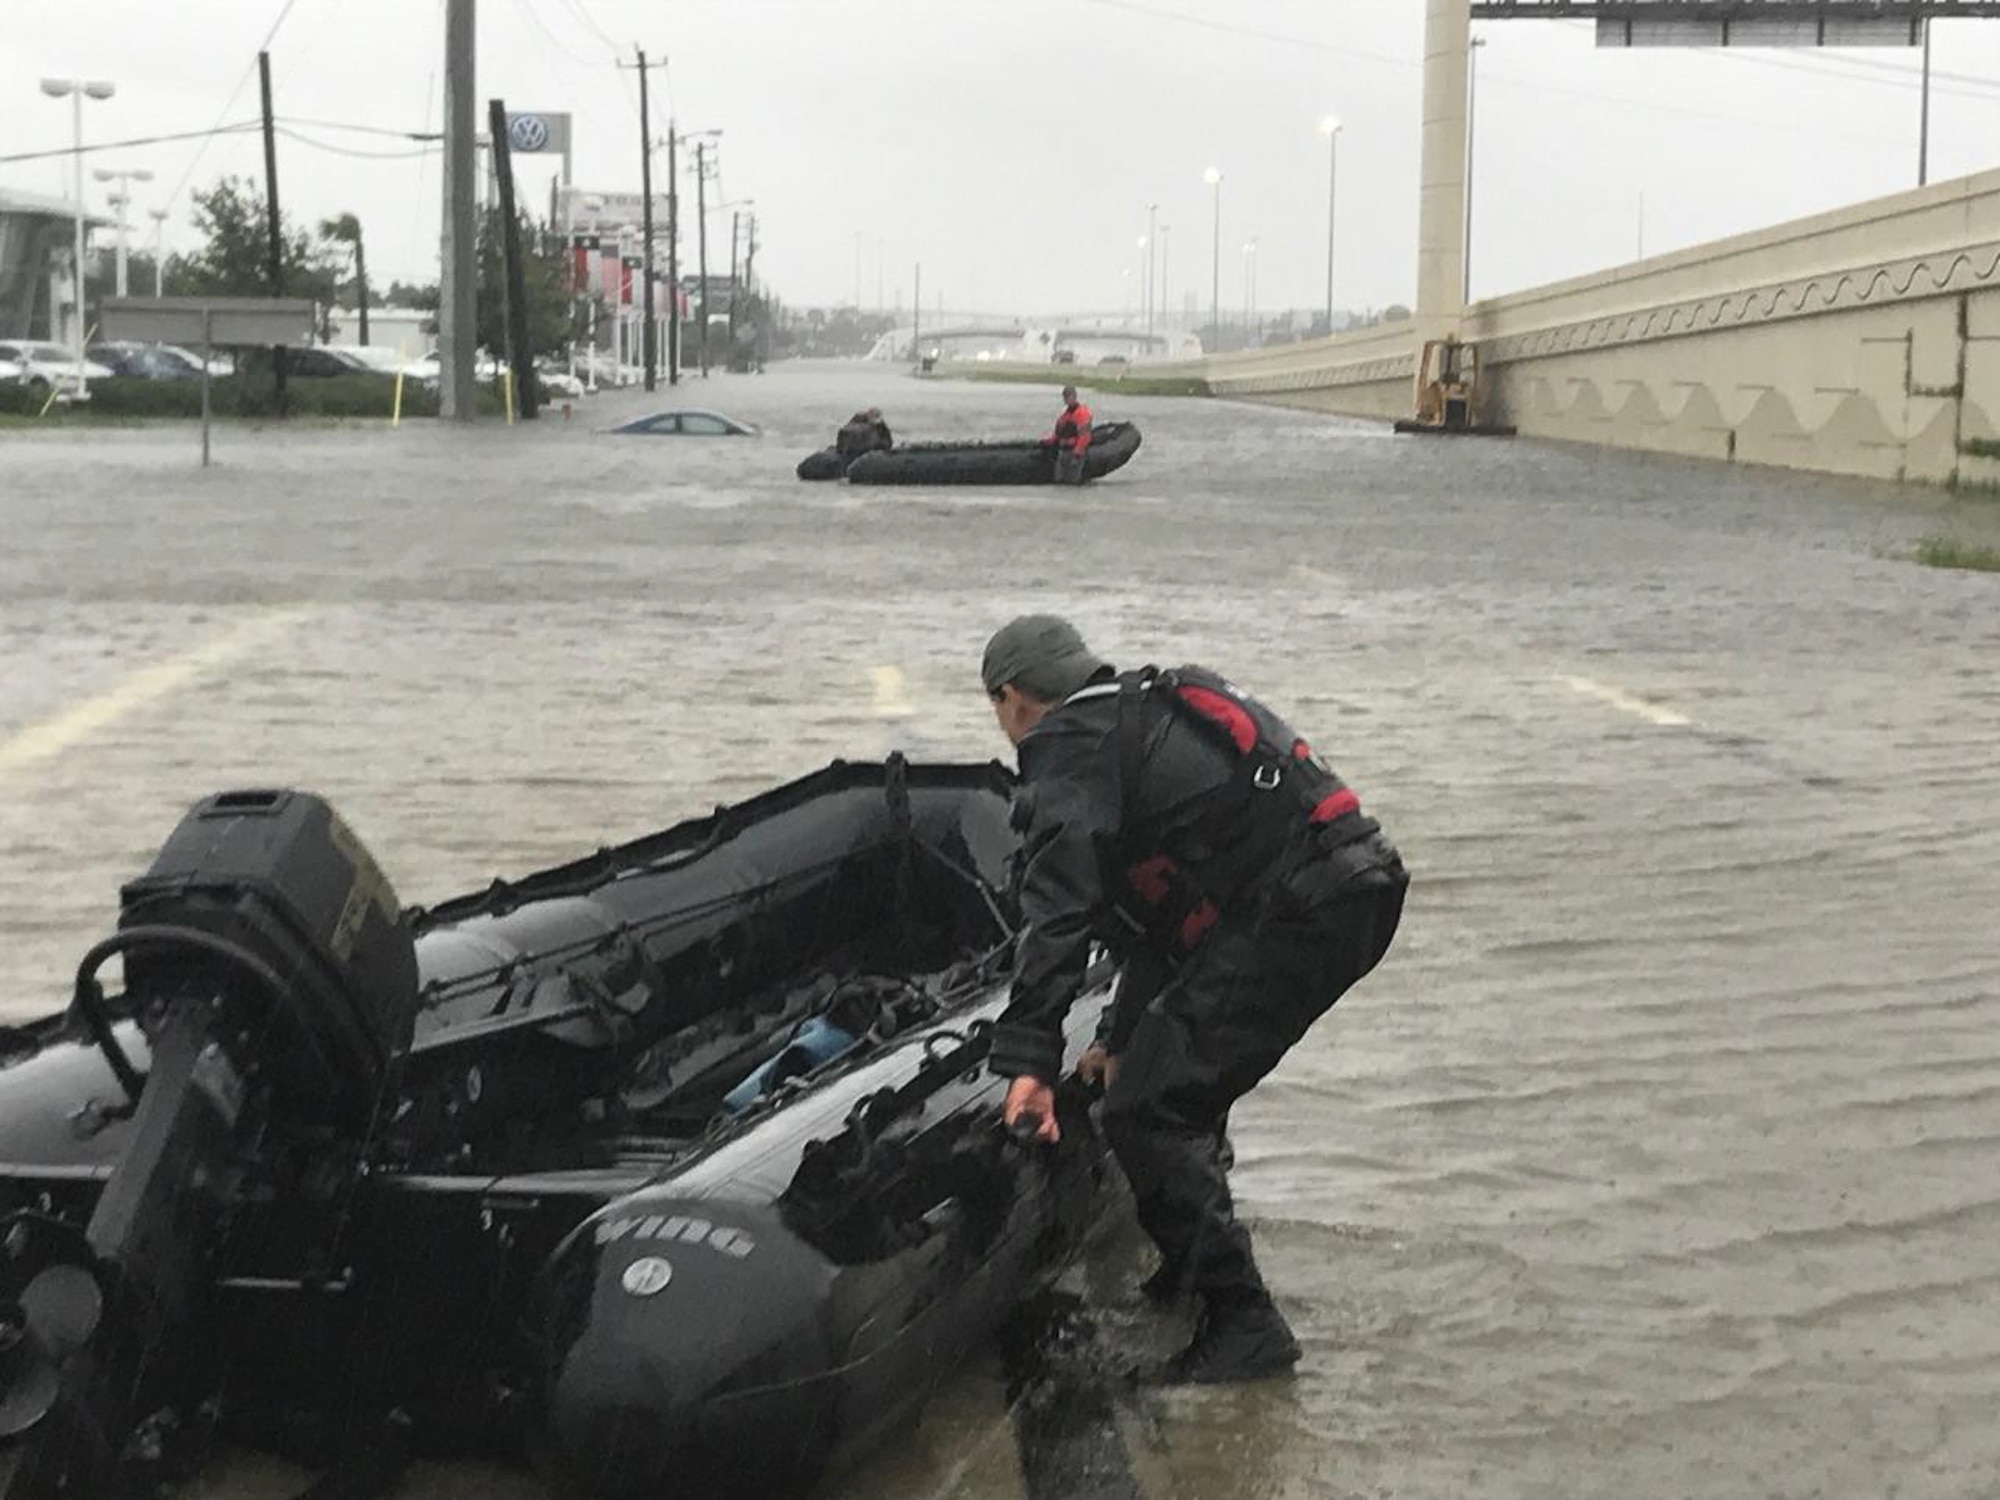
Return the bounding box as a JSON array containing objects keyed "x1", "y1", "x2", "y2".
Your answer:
[
  {"x1": 383, "y1": 280, "x2": 439, "y2": 311},
  {"x1": 319, "y1": 212, "x2": 369, "y2": 346},
  {"x1": 474, "y1": 207, "x2": 591, "y2": 361},
  {"x1": 167, "y1": 177, "x2": 340, "y2": 334}
]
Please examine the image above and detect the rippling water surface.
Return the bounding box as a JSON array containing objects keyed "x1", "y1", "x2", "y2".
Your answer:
[{"x1": 4, "y1": 364, "x2": 1998, "y2": 1498}]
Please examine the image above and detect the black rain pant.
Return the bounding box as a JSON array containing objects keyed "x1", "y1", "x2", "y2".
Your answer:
[{"x1": 1101, "y1": 862, "x2": 1405, "y2": 1307}]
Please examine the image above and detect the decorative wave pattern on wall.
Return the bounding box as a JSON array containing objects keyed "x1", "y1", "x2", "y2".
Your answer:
[
  {"x1": 1209, "y1": 350, "x2": 1416, "y2": 397},
  {"x1": 1482, "y1": 241, "x2": 2000, "y2": 365}
]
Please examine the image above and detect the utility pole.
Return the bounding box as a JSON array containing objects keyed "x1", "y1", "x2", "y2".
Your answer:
[
  {"x1": 667, "y1": 125, "x2": 680, "y2": 384},
  {"x1": 913, "y1": 261, "x2": 922, "y2": 367},
  {"x1": 728, "y1": 208, "x2": 740, "y2": 360},
  {"x1": 439, "y1": 0, "x2": 476, "y2": 421},
  {"x1": 489, "y1": 98, "x2": 537, "y2": 419},
  {"x1": 695, "y1": 138, "x2": 712, "y2": 377},
  {"x1": 258, "y1": 51, "x2": 288, "y2": 416},
  {"x1": 619, "y1": 49, "x2": 667, "y2": 391}
]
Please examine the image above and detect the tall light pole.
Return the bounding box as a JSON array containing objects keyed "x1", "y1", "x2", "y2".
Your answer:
[
  {"x1": 1136, "y1": 236, "x2": 1149, "y2": 336},
  {"x1": 40, "y1": 77, "x2": 115, "y2": 399},
  {"x1": 1203, "y1": 167, "x2": 1222, "y2": 351},
  {"x1": 93, "y1": 166, "x2": 152, "y2": 297},
  {"x1": 1144, "y1": 200, "x2": 1158, "y2": 345},
  {"x1": 148, "y1": 207, "x2": 168, "y2": 296},
  {"x1": 1465, "y1": 36, "x2": 1486, "y2": 303},
  {"x1": 1319, "y1": 116, "x2": 1341, "y2": 337},
  {"x1": 1241, "y1": 238, "x2": 1259, "y2": 344},
  {"x1": 1158, "y1": 223, "x2": 1171, "y2": 336}
]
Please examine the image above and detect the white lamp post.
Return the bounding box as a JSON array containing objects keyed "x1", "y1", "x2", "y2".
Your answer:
[
  {"x1": 1203, "y1": 167, "x2": 1222, "y2": 349},
  {"x1": 40, "y1": 77, "x2": 116, "y2": 399},
  {"x1": 1319, "y1": 116, "x2": 1342, "y2": 336},
  {"x1": 93, "y1": 166, "x2": 153, "y2": 297},
  {"x1": 1241, "y1": 238, "x2": 1259, "y2": 344},
  {"x1": 147, "y1": 207, "x2": 168, "y2": 297}
]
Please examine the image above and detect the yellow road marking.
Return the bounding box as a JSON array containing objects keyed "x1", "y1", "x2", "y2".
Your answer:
[{"x1": 0, "y1": 609, "x2": 315, "y2": 779}]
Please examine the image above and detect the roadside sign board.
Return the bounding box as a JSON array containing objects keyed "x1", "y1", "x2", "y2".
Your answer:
[
  {"x1": 102, "y1": 296, "x2": 317, "y2": 348},
  {"x1": 101, "y1": 296, "x2": 321, "y2": 468}
]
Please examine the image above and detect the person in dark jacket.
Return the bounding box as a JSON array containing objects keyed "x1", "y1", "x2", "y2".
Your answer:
[
  {"x1": 835, "y1": 407, "x2": 893, "y2": 462},
  {"x1": 981, "y1": 614, "x2": 1407, "y2": 1384}
]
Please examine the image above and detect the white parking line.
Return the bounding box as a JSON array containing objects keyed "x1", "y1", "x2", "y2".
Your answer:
[
  {"x1": 0, "y1": 609, "x2": 315, "y2": 779},
  {"x1": 1559, "y1": 674, "x2": 1691, "y2": 728}
]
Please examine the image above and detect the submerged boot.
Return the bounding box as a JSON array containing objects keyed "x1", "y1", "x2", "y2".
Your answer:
[{"x1": 1144, "y1": 1295, "x2": 1301, "y2": 1385}]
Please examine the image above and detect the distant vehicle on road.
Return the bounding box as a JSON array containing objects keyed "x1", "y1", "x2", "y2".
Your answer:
[
  {"x1": 88, "y1": 342, "x2": 205, "y2": 380},
  {"x1": 0, "y1": 340, "x2": 116, "y2": 393},
  {"x1": 612, "y1": 409, "x2": 758, "y2": 437}
]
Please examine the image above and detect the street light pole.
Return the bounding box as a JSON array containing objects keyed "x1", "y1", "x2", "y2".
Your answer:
[
  {"x1": 1145, "y1": 201, "x2": 1158, "y2": 346},
  {"x1": 1319, "y1": 116, "x2": 1341, "y2": 336},
  {"x1": 40, "y1": 77, "x2": 115, "y2": 400},
  {"x1": 1203, "y1": 167, "x2": 1222, "y2": 351},
  {"x1": 148, "y1": 207, "x2": 168, "y2": 296},
  {"x1": 94, "y1": 166, "x2": 152, "y2": 297},
  {"x1": 1241, "y1": 239, "x2": 1258, "y2": 344},
  {"x1": 1465, "y1": 36, "x2": 1485, "y2": 304},
  {"x1": 1158, "y1": 223, "x2": 1170, "y2": 334}
]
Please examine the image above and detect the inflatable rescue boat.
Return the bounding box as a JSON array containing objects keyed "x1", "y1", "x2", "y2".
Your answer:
[
  {"x1": 0, "y1": 759, "x2": 1119, "y2": 1498},
  {"x1": 796, "y1": 422, "x2": 1142, "y2": 485}
]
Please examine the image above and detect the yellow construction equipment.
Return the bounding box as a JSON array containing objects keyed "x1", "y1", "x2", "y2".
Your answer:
[{"x1": 1394, "y1": 336, "x2": 1516, "y2": 437}]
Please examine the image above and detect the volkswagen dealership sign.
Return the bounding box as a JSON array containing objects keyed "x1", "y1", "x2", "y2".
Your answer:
[{"x1": 502, "y1": 111, "x2": 570, "y2": 155}]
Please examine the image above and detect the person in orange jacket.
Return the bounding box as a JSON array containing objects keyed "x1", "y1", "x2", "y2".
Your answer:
[{"x1": 1043, "y1": 385, "x2": 1092, "y2": 484}]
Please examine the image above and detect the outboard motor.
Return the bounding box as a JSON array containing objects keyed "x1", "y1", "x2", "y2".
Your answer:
[{"x1": 0, "y1": 790, "x2": 417, "y2": 1497}]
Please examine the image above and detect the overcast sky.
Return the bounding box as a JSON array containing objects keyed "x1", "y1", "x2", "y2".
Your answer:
[{"x1": 6, "y1": 1, "x2": 2000, "y2": 320}]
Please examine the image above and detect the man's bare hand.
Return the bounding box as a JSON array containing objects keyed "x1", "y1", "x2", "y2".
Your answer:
[{"x1": 1002, "y1": 1076, "x2": 1060, "y2": 1145}]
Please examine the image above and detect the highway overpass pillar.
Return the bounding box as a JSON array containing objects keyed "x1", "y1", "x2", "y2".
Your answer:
[{"x1": 1415, "y1": 0, "x2": 1471, "y2": 358}]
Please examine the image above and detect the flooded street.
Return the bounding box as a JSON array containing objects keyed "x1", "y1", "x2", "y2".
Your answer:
[{"x1": 3, "y1": 362, "x2": 1998, "y2": 1498}]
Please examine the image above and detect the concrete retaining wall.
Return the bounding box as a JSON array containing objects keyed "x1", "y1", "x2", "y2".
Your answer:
[{"x1": 1176, "y1": 167, "x2": 2000, "y2": 486}]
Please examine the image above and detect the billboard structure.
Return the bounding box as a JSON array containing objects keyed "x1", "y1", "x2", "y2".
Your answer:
[{"x1": 1469, "y1": 1, "x2": 2000, "y2": 45}]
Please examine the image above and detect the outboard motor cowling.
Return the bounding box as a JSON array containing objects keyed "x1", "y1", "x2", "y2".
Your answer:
[{"x1": 116, "y1": 788, "x2": 417, "y2": 1126}]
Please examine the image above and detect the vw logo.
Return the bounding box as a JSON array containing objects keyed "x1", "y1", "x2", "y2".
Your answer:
[
  {"x1": 508, "y1": 114, "x2": 551, "y2": 152},
  {"x1": 621, "y1": 1256, "x2": 673, "y2": 1297}
]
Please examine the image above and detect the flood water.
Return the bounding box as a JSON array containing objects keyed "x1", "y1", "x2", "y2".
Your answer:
[{"x1": 3, "y1": 362, "x2": 1998, "y2": 1498}]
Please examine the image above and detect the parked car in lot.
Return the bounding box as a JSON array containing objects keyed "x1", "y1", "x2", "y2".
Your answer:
[
  {"x1": 336, "y1": 345, "x2": 423, "y2": 377},
  {"x1": 611, "y1": 409, "x2": 759, "y2": 437},
  {"x1": 0, "y1": 351, "x2": 25, "y2": 385},
  {"x1": 536, "y1": 362, "x2": 585, "y2": 400},
  {"x1": 0, "y1": 340, "x2": 117, "y2": 393},
  {"x1": 87, "y1": 342, "x2": 205, "y2": 380}
]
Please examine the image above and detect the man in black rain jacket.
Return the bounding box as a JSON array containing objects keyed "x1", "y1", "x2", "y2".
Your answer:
[{"x1": 981, "y1": 614, "x2": 1407, "y2": 1384}]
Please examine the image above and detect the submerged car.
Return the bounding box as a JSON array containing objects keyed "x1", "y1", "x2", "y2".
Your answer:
[{"x1": 612, "y1": 408, "x2": 759, "y2": 437}]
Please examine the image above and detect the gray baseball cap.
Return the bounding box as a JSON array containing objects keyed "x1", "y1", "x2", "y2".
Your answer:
[{"x1": 981, "y1": 614, "x2": 1108, "y2": 700}]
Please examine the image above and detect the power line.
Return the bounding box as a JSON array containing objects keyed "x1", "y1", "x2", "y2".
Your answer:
[
  {"x1": 511, "y1": 0, "x2": 601, "y2": 67},
  {"x1": 556, "y1": 0, "x2": 623, "y2": 55},
  {"x1": 1070, "y1": 0, "x2": 1418, "y2": 68},
  {"x1": 276, "y1": 127, "x2": 438, "y2": 160},
  {"x1": 163, "y1": 0, "x2": 306, "y2": 211},
  {"x1": 282, "y1": 116, "x2": 443, "y2": 140},
  {"x1": 0, "y1": 122, "x2": 263, "y2": 166}
]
